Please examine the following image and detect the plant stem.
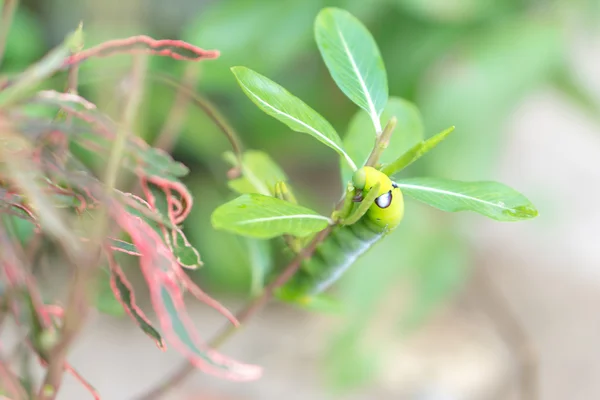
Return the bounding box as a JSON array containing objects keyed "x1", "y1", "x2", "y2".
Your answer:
[
  {"x1": 153, "y1": 65, "x2": 200, "y2": 151},
  {"x1": 0, "y1": 0, "x2": 18, "y2": 68},
  {"x1": 365, "y1": 116, "x2": 396, "y2": 167},
  {"x1": 104, "y1": 54, "x2": 147, "y2": 190},
  {"x1": 135, "y1": 227, "x2": 332, "y2": 400},
  {"x1": 56, "y1": 22, "x2": 83, "y2": 153},
  {"x1": 148, "y1": 72, "x2": 244, "y2": 165},
  {"x1": 65, "y1": 22, "x2": 84, "y2": 99}
]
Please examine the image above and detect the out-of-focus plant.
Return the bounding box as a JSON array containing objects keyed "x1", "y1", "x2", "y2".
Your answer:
[
  {"x1": 138, "y1": 6, "x2": 539, "y2": 399},
  {"x1": 0, "y1": 3, "x2": 262, "y2": 398},
  {"x1": 4, "y1": 0, "x2": 594, "y2": 398}
]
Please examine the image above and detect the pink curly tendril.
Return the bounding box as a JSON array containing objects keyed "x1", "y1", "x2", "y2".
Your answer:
[
  {"x1": 63, "y1": 36, "x2": 219, "y2": 67},
  {"x1": 138, "y1": 175, "x2": 202, "y2": 269}
]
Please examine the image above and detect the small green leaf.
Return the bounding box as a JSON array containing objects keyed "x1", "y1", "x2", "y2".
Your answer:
[
  {"x1": 380, "y1": 126, "x2": 455, "y2": 177},
  {"x1": 231, "y1": 66, "x2": 356, "y2": 170},
  {"x1": 212, "y1": 194, "x2": 330, "y2": 239},
  {"x1": 172, "y1": 227, "x2": 202, "y2": 270},
  {"x1": 141, "y1": 147, "x2": 190, "y2": 179},
  {"x1": 161, "y1": 287, "x2": 209, "y2": 358},
  {"x1": 109, "y1": 238, "x2": 140, "y2": 256},
  {"x1": 398, "y1": 178, "x2": 538, "y2": 221},
  {"x1": 109, "y1": 266, "x2": 165, "y2": 348},
  {"x1": 315, "y1": 8, "x2": 388, "y2": 133},
  {"x1": 341, "y1": 97, "x2": 423, "y2": 183},
  {"x1": 224, "y1": 150, "x2": 287, "y2": 196},
  {"x1": 245, "y1": 239, "x2": 272, "y2": 296},
  {"x1": 95, "y1": 271, "x2": 126, "y2": 317},
  {"x1": 143, "y1": 184, "x2": 202, "y2": 270}
]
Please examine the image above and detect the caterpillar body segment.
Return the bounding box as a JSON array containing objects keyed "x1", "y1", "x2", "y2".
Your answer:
[{"x1": 277, "y1": 167, "x2": 404, "y2": 306}]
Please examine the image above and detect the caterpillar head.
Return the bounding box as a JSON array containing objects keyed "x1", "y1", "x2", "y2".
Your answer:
[{"x1": 352, "y1": 166, "x2": 404, "y2": 230}]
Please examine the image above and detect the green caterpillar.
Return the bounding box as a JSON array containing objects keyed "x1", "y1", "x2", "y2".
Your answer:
[{"x1": 277, "y1": 166, "x2": 403, "y2": 306}]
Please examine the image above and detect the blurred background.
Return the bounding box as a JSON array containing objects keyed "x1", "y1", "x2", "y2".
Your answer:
[{"x1": 2, "y1": 0, "x2": 600, "y2": 399}]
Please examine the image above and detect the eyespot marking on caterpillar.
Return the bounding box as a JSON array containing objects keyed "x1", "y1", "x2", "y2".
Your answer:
[{"x1": 375, "y1": 190, "x2": 392, "y2": 209}]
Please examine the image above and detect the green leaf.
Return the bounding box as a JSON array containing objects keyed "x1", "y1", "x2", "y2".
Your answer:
[
  {"x1": 228, "y1": 178, "x2": 257, "y2": 195},
  {"x1": 95, "y1": 271, "x2": 126, "y2": 317},
  {"x1": 172, "y1": 227, "x2": 202, "y2": 270},
  {"x1": 224, "y1": 150, "x2": 287, "y2": 196},
  {"x1": 231, "y1": 66, "x2": 356, "y2": 170},
  {"x1": 398, "y1": 177, "x2": 538, "y2": 221},
  {"x1": 341, "y1": 97, "x2": 423, "y2": 183},
  {"x1": 245, "y1": 239, "x2": 272, "y2": 296},
  {"x1": 108, "y1": 266, "x2": 165, "y2": 348},
  {"x1": 143, "y1": 184, "x2": 201, "y2": 269},
  {"x1": 109, "y1": 238, "x2": 140, "y2": 256},
  {"x1": 140, "y1": 147, "x2": 189, "y2": 179},
  {"x1": 212, "y1": 194, "x2": 330, "y2": 239},
  {"x1": 380, "y1": 125, "x2": 455, "y2": 177},
  {"x1": 315, "y1": 8, "x2": 388, "y2": 133}
]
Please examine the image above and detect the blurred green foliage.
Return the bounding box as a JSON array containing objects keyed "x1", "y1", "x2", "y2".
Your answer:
[{"x1": 7, "y1": 0, "x2": 598, "y2": 393}]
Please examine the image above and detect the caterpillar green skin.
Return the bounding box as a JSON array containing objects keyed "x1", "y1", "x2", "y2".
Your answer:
[{"x1": 277, "y1": 166, "x2": 404, "y2": 305}]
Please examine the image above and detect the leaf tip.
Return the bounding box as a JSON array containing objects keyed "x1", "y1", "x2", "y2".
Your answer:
[
  {"x1": 68, "y1": 25, "x2": 85, "y2": 53},
  {"x1": 504, "y1": 204, "x2": 539, "y2": 220},
  {"x1": 230, "y1": 66, "x2": 244, "y2": 75}
]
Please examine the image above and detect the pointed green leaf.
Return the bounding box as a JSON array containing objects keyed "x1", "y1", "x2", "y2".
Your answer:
[
  {"x1": 380, "y1": 126, "x2": 455, "y2": 177},
  {"x1": 341, "y1": 97, "x2": 423, "y2": 183},
  {"x1": 108, "y1": 265, "x2": 165, "y2": 348},
  {"x1": 172, "y1": 227, "x2": 202, "y2": 270},
  {"x1": 143, "y1": 184, "x2": 201, "y2": 269},
  {"x1": 315, "y1": 8, "x2": 388, "y2": 133},
  {"x1": 231, "y1": 66, "x2": 356, "y2": 170},
  {"x1": 212, "y1": 194, "x2": 330, "y2": 239},
  {"x1": 224, "y1": 150, "x2": 287, "y2": 196},
  {"x1": 109, "y1": 238, "x2": 140, "y2": 256},
  {"x1": 398, "y1": 178, "x2": 538, "y2": 221}
]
